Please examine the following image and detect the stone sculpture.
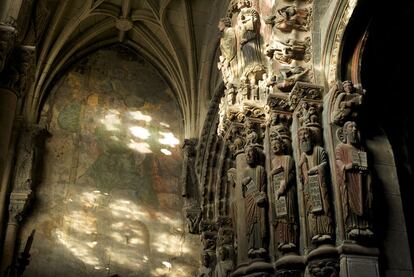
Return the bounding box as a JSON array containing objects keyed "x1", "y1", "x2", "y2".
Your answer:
[
  {"x1": 268, "y1": 126, "x2": 298, "y2": 253},
  {"x1": 335, "y1": 121, "x2": 373, "y2": 240},
  {"x1": 236, "y1": 1, "x2": 264, "y2": 80},
  {"x1": 265, "y1": 5, "x2": 310, "y2": 33},
  {"x1": 218, "y1": 17, "x2": 237, "y2": 84},
  {"x1": 298, "y1": 127, "x2": 333, "y2": 243},
  {"x1": 214, "y1": 247, "x2": 234, "y2": 277},
  {"x1": 242, "y1": 145, "x2": 267, "y2": 257},
  {"x1": 332, "y1": 80, "x2": 364, "y2": 125}
]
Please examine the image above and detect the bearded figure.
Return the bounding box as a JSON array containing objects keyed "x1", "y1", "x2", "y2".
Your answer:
[
  {"x1": 335, "y1": 121, "x2": 373, "y2": 240},
  {"x1": 268, "y1": 128, "x2": 298, "y2": 254},
  {"x1": 298, "y1": 127, "x2": 333, "y2": 244}
]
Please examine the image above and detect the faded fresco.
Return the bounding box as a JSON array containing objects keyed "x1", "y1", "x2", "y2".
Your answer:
[{"x1": 19, "y1": 46, "x2": 199, "y2": 277}]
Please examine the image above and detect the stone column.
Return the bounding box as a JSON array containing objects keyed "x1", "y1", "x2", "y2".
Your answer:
[
  {"x1": 0, "y1": 191, "x2": 31, "y2": 275},
  {"x1": 0, "y1": 45, "x2": 35, "y2": 181},
  {"x1": 0, "y1": 24, "x2": 17, "y2": 73},
  {"x1": 0, "y1": 124, "x2": 49, "y2": 273}
]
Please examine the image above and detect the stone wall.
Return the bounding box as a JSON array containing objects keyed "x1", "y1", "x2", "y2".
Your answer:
[{"x1": 18, "y1": 46, "x2": 200, "y2": 277}]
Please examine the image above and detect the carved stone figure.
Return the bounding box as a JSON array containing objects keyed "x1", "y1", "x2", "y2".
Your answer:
[
  {"x1": 242, "y1": 145, "x2": 267, "y2": 257},
  {"x1": 200, "y1": 221, "x2": 218, "y2": 252},
  {"x1": 216, "y1": 217, "x2": 234, "y2": 247},
  {"x1": 297, "y1": 102, "x2": 320, "y2": 127},
  {"x1": 268, "y1": 126, "x2": 298, "y2": 253},
  {"x1": 181, "y1": 139, "x2": 197, "y2": 198},
  {"x1": 265, "y1": 5, "x2": 309, "y2": 33},
  {"x1": 335, "y1": 121, "x2": 373, "y2": 239},
  {"x1": 298, "y1": 127, "x2": 333, "y2": 243},
  {"x1": 199, "y1": 252, "x2": 214, "y2": 277},
  {"x1": 214, "y1": 247, "x2": 234, "y2": 277},
  {"x1": 268, "y1": 66, "x2": 309, "y2": 93},
  {"x1": 236, "y1": 1, "x2": 265, "y2": 79},
  {"x1": 332, "y1": 80, "x2": 364, "y2": 125},
  {"x1": 218, "y1": 17, "x2": 237, "y2": 84},
  {"x1": 267, "y1": 38, "x2": 310, "y2": 64}
]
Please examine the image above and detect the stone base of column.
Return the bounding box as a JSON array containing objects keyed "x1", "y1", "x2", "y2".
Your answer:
[
  {"x1": 307, "y1": 244, "x2": 339, "y2": 277},
  {"x1": 231, "y1": 258, "x2": 274, "y2": 277},
  {"x1": 338, "y1": 243, "x2": 379, "y2": 277},
  {"x1": 274, "y1": 253, "x2": 305, "y2": 277}
]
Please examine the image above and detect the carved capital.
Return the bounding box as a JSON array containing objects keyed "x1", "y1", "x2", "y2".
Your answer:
[
  {"x1": 267, "y1": 93, "x2": 291, "y2": 113},
  {"x1": 289, "y1": 82, "x2": 323, "y2": 110},
  {"x1": 184, "y1": 206, "x2": 202, "y2": 234},
  {"x1": 8, "y1": 190, "x2": 32, "y2": 225},
  {"x1": 0, "y1": 24, "x2": 17, "y2": 72},
  {"x1": 0, "y1": 45, "x2": 35, "y2": 97}
]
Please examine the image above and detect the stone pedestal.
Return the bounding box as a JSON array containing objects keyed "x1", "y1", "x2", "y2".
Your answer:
[
  {"x1": 275, "y1": 254, "x2": 305, "y2": 277},
  {"x1": 340, "y1": 255, "x2": 379, "y2": 277},
  {"x1": 338, "y1": 243, "x2": 379, "y2": 277},
  {"x1": 307, "y1": 244, "x2": 339, "y2": 277},
  {"x1": 231, "y1": 259, "x2": 274, "y2": 277}
]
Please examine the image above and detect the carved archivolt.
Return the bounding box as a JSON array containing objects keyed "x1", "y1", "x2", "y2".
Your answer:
[{"x1": 193, "y1": 0, "x2": 377, "y2": 276}]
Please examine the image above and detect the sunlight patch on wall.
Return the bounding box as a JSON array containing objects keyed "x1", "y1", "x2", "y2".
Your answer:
[
  {"x1": 129, "y1": 111, "x2": 152, "y2": 122},
  {"x1": 129, "y1": 126, "x2": 150, "y2": 140},
  {"x1": 101, "y1": 110, "x2": 121, "y2": 131},
  {"x1": 100, "y1": 109, "x2": 180, "y2": 156},
  {"x1": 159, "y1": 132, "x2": 180, "y2": 147},
  {"x1": 161, "y1": 149, "x2": 172, "y2": 155},
  {"x1": 128, "y1": 140, "x2": 152, "y2": 153}
]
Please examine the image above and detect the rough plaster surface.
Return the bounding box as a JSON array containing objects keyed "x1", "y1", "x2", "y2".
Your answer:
[{"x1": 19, "y1": 46, "x2": 200, "y2": 277}]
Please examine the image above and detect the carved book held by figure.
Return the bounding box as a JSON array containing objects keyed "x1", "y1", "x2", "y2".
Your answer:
[
  {"x1": 273, "y1": 172, "x2": 287, "y2": 217},
  {"x1": 308, "y1": 174, "x2": 323, "y2": 213},
  {"x1": 352, "y1": 150, "x2": 368, "y2": 169}
]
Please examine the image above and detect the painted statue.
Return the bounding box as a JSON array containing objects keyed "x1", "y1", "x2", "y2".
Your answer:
[
  {"x1": 335, "y1": 121, "x2": 373, "y2": 239},
  {"x1": 268, "y1": 126, "x2": 298, "y2": 253},
  {"x1": 298, "y1": 127, "x2": 333, "y2": 243}
]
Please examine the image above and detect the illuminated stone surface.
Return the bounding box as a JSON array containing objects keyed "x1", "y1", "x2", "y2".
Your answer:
[{"x1": 19, "y1": 46, "x2": 199, "y2": 277}]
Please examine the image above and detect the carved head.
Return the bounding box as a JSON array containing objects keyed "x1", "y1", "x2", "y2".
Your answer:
[
  {"x1": 218, "y1": 247, "x2": 229, "y2": 261},
  {"x1": 271, "y1": 135, "x2": 285, "y2": 155},
  {"x1": 298, "y1": 127, "x2": 313, "y2": 154},
  {"x1": 342, "y1": 80, "x2": 355, "y2": 94},
  {"x1": 219, "y1": 17, "x2": 232, "y2": 31},
  {"x1": 245, "y1": 145, "x2": 259, "y2": 166},
  {"x1": 342, "y1": 121, "x2": 359, "y2": 145}
]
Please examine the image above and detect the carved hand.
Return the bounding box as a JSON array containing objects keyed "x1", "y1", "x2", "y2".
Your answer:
[
  {"x1": 308, "y1": 167, "x2": 318, "y2": 175},
  {"x1": 256, "y1": 192, "x2": 266, "y2": 207},
  {"x1": 272, "y1": 165, "x2": 283, "y2": 175},
  {"x1": 242, "y1": 176, "x2": 252, "y2": 186},
  {"x1": 276, "y1": 180, "x2": 286, "y2": 199},
  {"x1": 345, "y1": 163, "x2": 356, "y2": 170}
]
